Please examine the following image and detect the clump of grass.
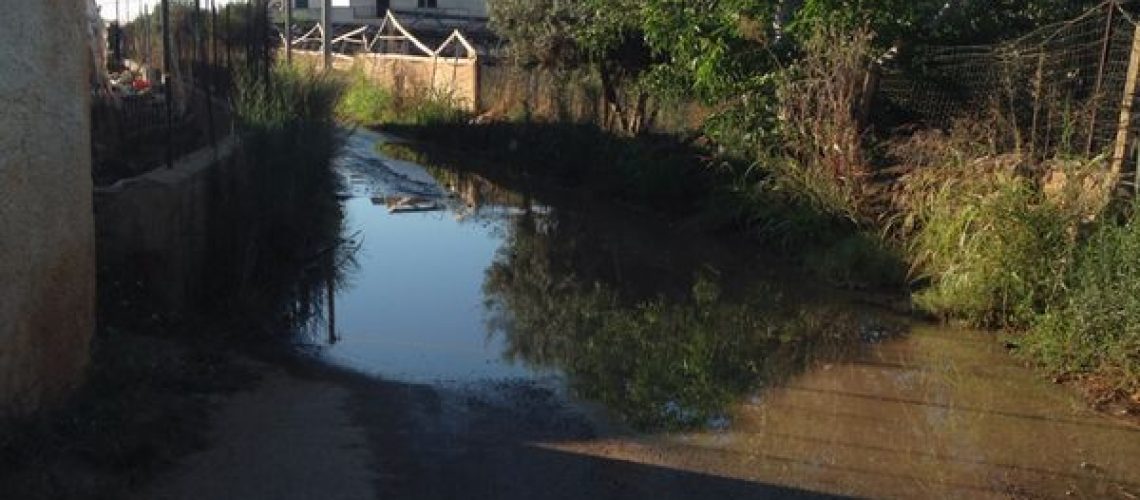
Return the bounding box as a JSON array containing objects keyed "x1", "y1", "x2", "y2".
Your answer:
[
  {"x1": 336, "y1": 69, "x2": 394, "y2": 127},
  {"x1": 334, "y1": 69, "x2": 469, "y2": 128},
  {"x1": 888, "y1": 121, "x2": 1116, "y2": 329},
  {"x1": 219, "y1": 63, "x2": 345, "y2": 315},
  {"x1": 1026, "y1": 201, "x2": 1140, "y2": 399},
  {"x1": 804, "y1": 231, "x2": 906, "y2": 289},
  {"x1": 394, "y1": 89, "x2": 470, "y2": 127},
  {"x1": 896, "y1": 154, "x2": 1081, "y2": 327}
]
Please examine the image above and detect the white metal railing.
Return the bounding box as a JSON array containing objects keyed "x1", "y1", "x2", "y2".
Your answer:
[{"x1": 278, "y1": 10, "x2": 479, "y2": 61}]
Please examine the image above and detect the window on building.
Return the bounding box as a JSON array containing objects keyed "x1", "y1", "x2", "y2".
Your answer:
[
  {"x1": 418, "y1": 0, "x2": 437, "y2": 8},
  {"x1": 296, "y1": 0, "x2": 309, "y2": 8}
]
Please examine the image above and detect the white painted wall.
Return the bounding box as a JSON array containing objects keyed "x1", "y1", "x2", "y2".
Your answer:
[{"x1": 391, "y1": 0, "x2": 486, "y2": 17}]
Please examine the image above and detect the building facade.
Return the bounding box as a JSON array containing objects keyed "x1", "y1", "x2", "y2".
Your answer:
[{"x1": 286, "y1": 0, "x2": 487, "y2": 21}]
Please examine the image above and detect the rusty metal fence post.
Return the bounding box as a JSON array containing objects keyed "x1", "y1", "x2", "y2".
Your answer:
[{"x1": 1110, "y1": 22, "x2": 1140, "y2": 189}]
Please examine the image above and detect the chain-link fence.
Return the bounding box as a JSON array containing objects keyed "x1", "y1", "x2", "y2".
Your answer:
[
  {"x1": 877, "y1": 1, "x2": 1140, "y2": 163},
  {"x1": 93, "y1": 0, "x2": 273, "y2": 185}
]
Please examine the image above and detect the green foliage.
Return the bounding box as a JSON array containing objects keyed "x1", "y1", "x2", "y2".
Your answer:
[
  {"x1": 788, "y1": 0, "x2": 1091, "y2": 46},
  {"x1": 334, "y1": 68, "x2": 468, "y2": 128},
  {"x1": 337, "y1": 70, "x2": 394, "y2": 127},
  {"x1": 805, "y1": 232, "x2": 906, "y2": 289},
  {"x1": 484, "y1": 210, "x2": 886, "y2": 430},
  {"x1": 397, "y1": 90, "x2": 470, "y2": 127},
  {"x1": 1027, "y1": 202, "x2": 1140, "y2": 396},
  {"x1": 226, "y1": 63, "x2": 345, "y2": 313}
]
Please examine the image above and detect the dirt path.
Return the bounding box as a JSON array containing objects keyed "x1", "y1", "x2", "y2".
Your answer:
[
  {"x1": 138, "y1": 358, "x2": 827, "y2": 500},
  {"x1": 135, "y1": 330, "x2": 1140, "y2": 500},
  {"x1": 138, "y1": 366, "x2": 378, "y2": 500}
]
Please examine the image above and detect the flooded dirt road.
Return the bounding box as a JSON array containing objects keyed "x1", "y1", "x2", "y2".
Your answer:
[{"x1": 148, "y1": 130, "x2": 1140, "y2": 499}]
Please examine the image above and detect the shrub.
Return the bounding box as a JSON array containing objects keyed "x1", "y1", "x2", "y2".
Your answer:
[
  {"x1": 775, "y1": 27, "x2": 876, "y2": 217},
  {"x1": 396, "y1": 89, "x2": 470, "y2": 127}
]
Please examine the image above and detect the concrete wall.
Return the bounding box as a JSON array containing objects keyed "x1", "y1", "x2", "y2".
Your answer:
[
  {"x1": 0, "y1": 1, "x2": 96, "y2": 415},
  {"x1": 94, "y1": 137, "x2": 242, "y2": 318}
]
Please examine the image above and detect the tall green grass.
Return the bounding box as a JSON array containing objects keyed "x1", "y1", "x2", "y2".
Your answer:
[
  {"x1": 336, "y1": 68, "x2": 468, "y2": 127},
  {"x1": 903, "y1": 166, "x2": 1076, "y2": 328},
  {"x1": 217, "y1": 63, "x2": 345, "y2": 316},
  {"x1": 336, "y1": 70, "x2": 393, "y2": 127},
  {"x1": 1027, "y1": 201, "x2": 1140, "y2": 395}
]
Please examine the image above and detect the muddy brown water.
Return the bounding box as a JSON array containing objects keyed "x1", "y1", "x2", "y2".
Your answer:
[{"x1": 285, "y1": 130, "x2": 1139, "y2": 499}]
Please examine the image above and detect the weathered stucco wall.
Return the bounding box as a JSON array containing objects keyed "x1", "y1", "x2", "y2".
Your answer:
[
  {"x1": 359, "y1": 54, "x2": 479, "y2": 110},
  {"x1": 0, "y1": 0, "x2": 96, "y2": 415}
]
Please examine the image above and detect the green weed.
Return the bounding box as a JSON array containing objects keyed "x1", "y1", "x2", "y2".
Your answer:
[
  {"x1": 1026, "y1": 201, "x2": 1140, "y2": 397},
  {"x1": 336, "y1": 69, "x2": 394, "y2": 127}
]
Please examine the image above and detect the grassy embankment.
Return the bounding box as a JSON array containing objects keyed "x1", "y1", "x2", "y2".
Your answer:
[
  {"x1": 335, "y1": 38, "x2": 1139, "y2": 408},
  {"x1": 0, "y1": 63, "x2": 346, "y2": 499}
]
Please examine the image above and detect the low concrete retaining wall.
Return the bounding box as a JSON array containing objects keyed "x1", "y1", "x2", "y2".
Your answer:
[{"x1": 94, "y1": 136, "x2": 242, "y2": 318}]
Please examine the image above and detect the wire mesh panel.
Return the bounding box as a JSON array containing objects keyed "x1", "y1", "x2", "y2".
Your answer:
[{"x1": 877, "y1": 1, "x2": 1140, "y2": 160}]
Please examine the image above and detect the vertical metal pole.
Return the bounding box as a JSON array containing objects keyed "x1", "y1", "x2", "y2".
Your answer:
[
  {"x1": 245, "y1": 0, "x2": 254, "y2": 68},
  {"x1": 162, "y1": 0, "x2": 173, "y2": 169},
  {"x1": 1088, "y1": 1, "x2": 1117, "y2": 155},
  {"x1": 285, "y1": 0, "x2": 293, "y2": 64},
  {"x1": 321, "y1": 0, "x2": 331, "y2": 70},
  {"x1": 1030, "y1": 53, "x2": 1045, "y2": 160},
  {"x1": 261, "y1": 0, "x2": 271, "y2": 84},
  {"x1": 326, "y1": 258, "x2": 337, "y2": 345},
  {"x1": 144, "y1": 1, "x2": 152, "y2": 68},
  {"x1": 211, "y1": 0, "x2": 219, "y2": 95},
  {"x1": 198, "y1": 0, "x2": 217, "y2": 149},
  {"x1": 224, "y1": 3, "x2": 232, "y2": 70}
]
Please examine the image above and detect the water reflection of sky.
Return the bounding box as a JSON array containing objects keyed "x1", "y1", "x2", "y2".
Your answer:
[{"x1": 314, "y1": 132, "x2": 544, "y2": 383}]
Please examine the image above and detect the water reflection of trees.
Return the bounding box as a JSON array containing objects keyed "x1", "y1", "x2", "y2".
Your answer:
[
  {"x1": 485, "y1": 205, "x2": 892, "y2": 431},
  {"x1": 207, "y1": 130, "x2": 358, "y2": 342}
]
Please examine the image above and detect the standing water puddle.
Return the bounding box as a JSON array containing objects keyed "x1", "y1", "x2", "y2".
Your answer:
[
  {"x1": 296, "y1": 130, "x2": 1139, "y2": 498},
  {"x1": 316, "y1": 131, "x2": 539, "y2": 383}
]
